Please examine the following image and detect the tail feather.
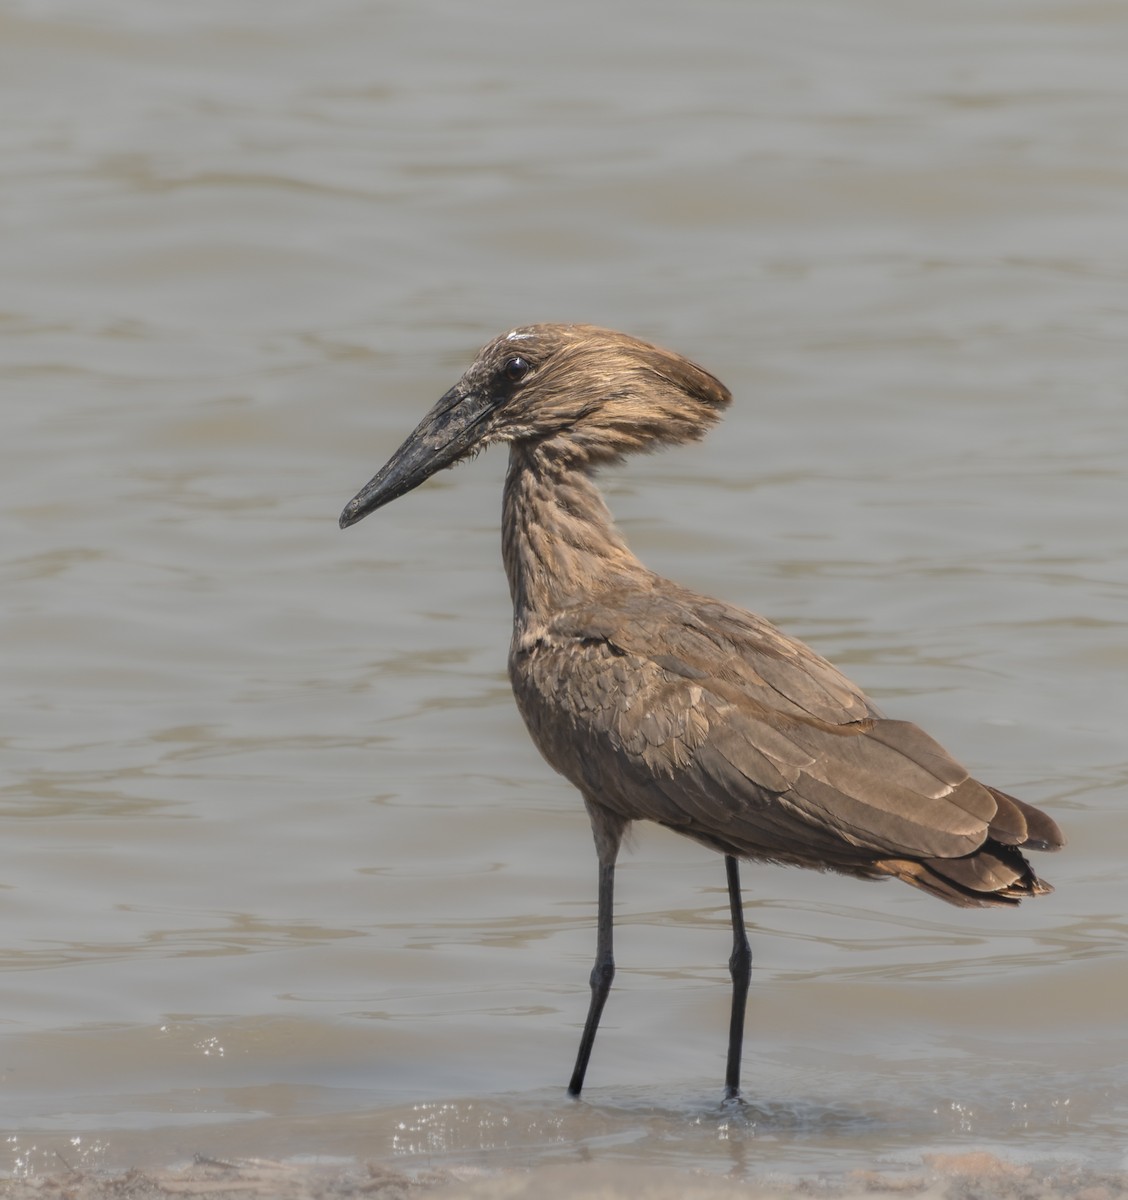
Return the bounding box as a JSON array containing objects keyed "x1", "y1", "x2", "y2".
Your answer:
[
  {"x1": 988, "y1": 786, "x2": 1065, "y2": 852},
  {"x1": 983, "y1": 788, "x2": 1028, "y2": 846},
  {"x1": 875, "y1": 847, "x2": 1052, "y2": 908},
  {"x1": 874, "y1": 784, "x2": 1060, "y2": 908},
  {"x1": 726, "y1": 777, "x2": 1065, "y2": 908}
]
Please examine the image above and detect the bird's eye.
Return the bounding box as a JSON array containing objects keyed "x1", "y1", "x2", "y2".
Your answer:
[{"x1": 502, "y1": 356, "x2": 530, "y2": 384}]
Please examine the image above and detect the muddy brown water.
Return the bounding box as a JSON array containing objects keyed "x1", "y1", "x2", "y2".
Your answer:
[{"x1": 2, "y1": 0, "x2": 1126, "y2": 1190}]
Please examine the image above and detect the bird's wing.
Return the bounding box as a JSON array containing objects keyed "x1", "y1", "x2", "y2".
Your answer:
[{"x1": 530, "y1": 585, "x2": 1008, "y2": 862}]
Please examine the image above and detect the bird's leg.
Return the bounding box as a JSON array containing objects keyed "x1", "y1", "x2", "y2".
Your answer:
[
  {"x1": 723, "y1": 854, "x2": 752, "y2": 1102},
  {"x1": 568, "y1": 803, "x2": 624, "y2": 1097}
]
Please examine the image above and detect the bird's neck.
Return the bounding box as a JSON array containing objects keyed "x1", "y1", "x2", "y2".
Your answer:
[{"x1": 502, "y1": 442, "x2": 645, "y2": 628}]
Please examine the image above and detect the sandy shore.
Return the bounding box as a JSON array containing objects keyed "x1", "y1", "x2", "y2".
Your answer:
[{"x1": 3, "y1": 1153, "x2": 1123, "y2": 1200}]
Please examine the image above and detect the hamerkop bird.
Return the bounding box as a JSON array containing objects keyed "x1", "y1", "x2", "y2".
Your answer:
[{"x1": 339, "y1": 323, "x2": 1063, "y2": 1101}]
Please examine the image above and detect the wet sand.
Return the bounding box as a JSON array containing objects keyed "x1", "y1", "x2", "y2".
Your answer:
[{"x1": 5, "y1": 1154, "x2": 1127, "y2": 1200}]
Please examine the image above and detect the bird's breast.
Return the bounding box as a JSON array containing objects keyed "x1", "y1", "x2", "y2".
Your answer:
[{"x1": 508, "y1": 631, "x2": 714, "y2": 808}]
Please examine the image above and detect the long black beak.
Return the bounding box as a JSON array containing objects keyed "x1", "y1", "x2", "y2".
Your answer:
[{"x1": 339, "y1": 385, "x2": 493, "y2": 529}]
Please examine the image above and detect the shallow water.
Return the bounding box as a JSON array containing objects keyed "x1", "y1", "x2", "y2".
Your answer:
[{"x1": 2, "y1": 0, "x2": 1126, "y2": 1189}]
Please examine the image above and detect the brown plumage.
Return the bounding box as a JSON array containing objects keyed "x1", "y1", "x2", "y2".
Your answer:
[{"x1": 339, "y1": 323, "x2": 1064, "y2": 1100}]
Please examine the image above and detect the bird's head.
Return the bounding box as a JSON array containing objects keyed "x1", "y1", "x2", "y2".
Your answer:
[{"x1": 339, "y1": 323, "x2": 731, "y2": 529}]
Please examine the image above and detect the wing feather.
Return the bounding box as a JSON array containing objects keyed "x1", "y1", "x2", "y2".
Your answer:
[{"x1": 513, "y1": 583, "x2": 1042, "y2": 872}]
